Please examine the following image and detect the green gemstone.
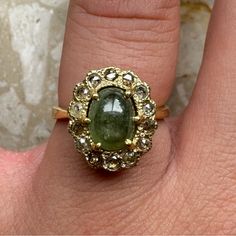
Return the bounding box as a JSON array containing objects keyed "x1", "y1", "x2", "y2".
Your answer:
[{"x1": 88, "y1": 87, "x2": 136, "y2": 151}]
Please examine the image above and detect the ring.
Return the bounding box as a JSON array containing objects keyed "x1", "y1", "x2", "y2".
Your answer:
[{"x1": 53, "y1": 67, "x2": 169, "y2": 171}]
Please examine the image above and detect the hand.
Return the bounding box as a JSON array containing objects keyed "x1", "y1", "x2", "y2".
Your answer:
[{"x1": 1, "y1": 0, "x2": 236, "y2": 234}]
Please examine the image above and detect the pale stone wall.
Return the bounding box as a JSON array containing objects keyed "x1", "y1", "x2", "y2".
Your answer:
[{"x1": 0, "y1": 0, "x2": 213, "y2": 150}]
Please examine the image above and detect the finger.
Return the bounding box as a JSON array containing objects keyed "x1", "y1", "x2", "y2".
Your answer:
[
  {"x1": 179, "y1": 2, "x2": 236, "y2": 165},
  {"x1": 34, "y1": 1, "x2": 180, "y2": 233}
]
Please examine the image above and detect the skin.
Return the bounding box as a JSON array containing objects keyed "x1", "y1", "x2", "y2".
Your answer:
[{"x1": 0, "y1": 0, "x2": 236, "y2": 234}]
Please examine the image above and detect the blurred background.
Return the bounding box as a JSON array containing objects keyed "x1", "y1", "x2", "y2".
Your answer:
[{"x1": 0, "y1": 0, "x2": 213, "y2": 151}]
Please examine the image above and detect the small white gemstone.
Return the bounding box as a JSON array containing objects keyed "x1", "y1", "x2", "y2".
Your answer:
[
  {"x1": 138, "y1": 137, "x2": 151, "y2": 151},
  {"x1": 88, "y1": 74, "x2": 101, "y2": 87},
  {"x1": 89, "y1": 156, "x2": 99, "y2": 164},
  {"x1": 68, "y1": 120, "x2": 83, "y2": 135},
  {"x1": 81, "y1": 87, "x2": 89, "y2": 95},
  {"x1": 70, "y1": 102, "x2": 83, "y2": 118},
  {"x1": 107, "y1": 73, "x2": 117, "y2": 80},
  {"x1": 72, "y1": 102, "x2": 83, "y2": 112},
  {"x1": 103, "y1": 155, "x2": 121, "y2": 171},
  {"x1": 75, "y1": 85, "x2": 90, "y2": 98},
  {"x1": 87, "y1": 154, "x2": 101, "y2": 168},
  {"x1": 143, "y1": 101, "x2": 155, "y2": 116},
  {"x1": 76, "y1": 137, "x2": 91, "y2": 151},
  {"x1": 122, "y1": 151, "x2": 139, "y2": 167},
  {"x1": 123, "y1": 73, "x2": 134, "y2": 85},
  {"x1": 142, "y1": 119, "x2": 158, "y2": 130},
  {"x1": 135, "y1": 84, "x2": 148, "y2": 100},
  {"x1": 105, "y1": 69, "x2": 118, "y2": 81}
]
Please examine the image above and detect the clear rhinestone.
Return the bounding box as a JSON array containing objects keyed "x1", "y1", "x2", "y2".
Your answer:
[
  {"x1": 103, "y1": 155, "x2": 121, "y2": 171},
  {"x1": 138, "y1": 137, "x2": 151, "y2": 151},
  {"x1": 135, "y1": 84, "x2": 148, "y2": 100},
  {"x1": 88, "y1": 74, "x2": 101, "y2": 87},
  {"x1": 86, "y1": 154, "x2": 101, "y2": 168},
  {"x1": 105, "y1": 69, "x2": 118, "y2": 81},
  {"x1": 143, "y1": 101, "x2": 156, "y2": 116},
  {"x1": 69, "y1": 102, "x2": 83, "y2": 118},
  {"x1": 69, "y1": 120, "x2": 83, "y2": 135},
  {"x1": 76, "y1": 136, "x2": 91, "y2": 151},
  {"x1": 72, "y1": 102, "x2": 83, "y2": 112},
  {"x1": 122, "y1": 151, "x2": 139, "y2": 168},
  {"x1": 123, "y1": 73, "x2": 134, "y2": 85},
  {"x1": 75, "y1": 85, "x2": 90, "y2": 99},
  {"x1": 142, "y1": 119, "x2": 158, "y2": 131}
]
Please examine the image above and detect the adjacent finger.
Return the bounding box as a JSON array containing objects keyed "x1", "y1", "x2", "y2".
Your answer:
[{"x1": 179, "y1": 1, "x2": 236, "y2": 169}]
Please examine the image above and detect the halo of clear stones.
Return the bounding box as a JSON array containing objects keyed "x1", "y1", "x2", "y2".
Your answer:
[{"x1": 68, "y1": 67, "x2": 158, "y2": 171}]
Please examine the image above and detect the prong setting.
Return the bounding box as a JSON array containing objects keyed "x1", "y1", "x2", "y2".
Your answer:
[
  {"x1": 92, "y1": 93, "x2": 99, "y2": 100},
  {"x1": 83, "y1": 118, "x2": 91, "y2": 124},
  {"x1": 92, "y1": 142, "x2": 102, "y2": 151},
  {"x1": 133, "y1": 116, "x2": 141, "y2": 124},
  {"x1": 125, "y1": 90, "x2": 132, "y2": 98},
  {"x1": 125, "y1": 139, "x2": 132, "y2": 146},
  {"x1": 125, "y1": 139, "x2": 136, "y2": 150}
]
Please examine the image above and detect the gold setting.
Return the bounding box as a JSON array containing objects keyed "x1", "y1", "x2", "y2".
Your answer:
[{"x1": 56, "y1": 67, "x2": 169, "y2": 171}]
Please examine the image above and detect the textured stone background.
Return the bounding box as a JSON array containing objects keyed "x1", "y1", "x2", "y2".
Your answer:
[{"x1": 0, "y1": 0, "x2": 213, "y2": 151}]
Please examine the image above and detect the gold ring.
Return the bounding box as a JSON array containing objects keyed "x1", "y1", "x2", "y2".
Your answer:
[{"x1": 53, "y1": 67, "x2": 169, "y2": 171}]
